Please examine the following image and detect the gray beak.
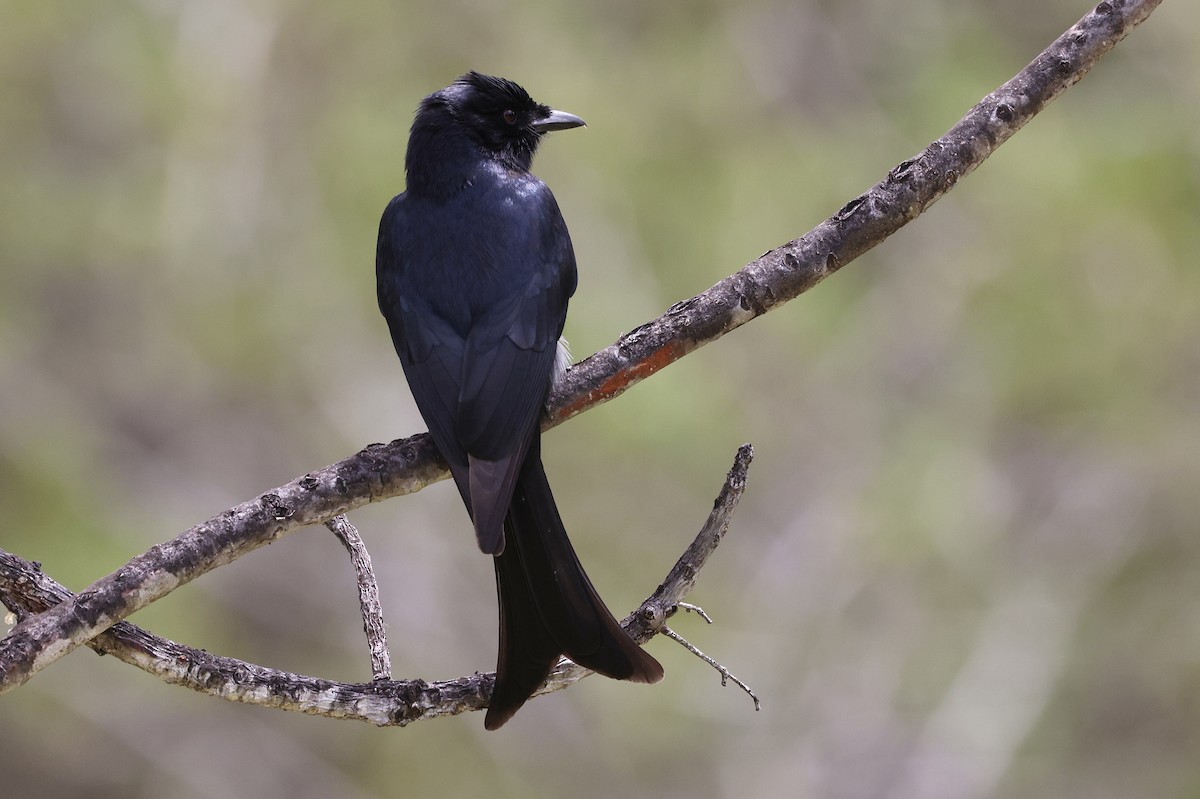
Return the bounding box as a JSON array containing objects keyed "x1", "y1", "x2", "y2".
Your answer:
[{"x1": 531, "y1": 109, "x2": 586, "y2": 132}]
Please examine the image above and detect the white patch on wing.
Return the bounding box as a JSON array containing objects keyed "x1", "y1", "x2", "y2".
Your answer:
[{"x1": 552, "y1": 337, "x2": 572, "y2": 388}]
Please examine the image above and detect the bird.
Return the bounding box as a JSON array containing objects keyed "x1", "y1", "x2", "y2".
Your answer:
[{"x1": 375, "y1": 72, "x2": 664, "y2": 729}]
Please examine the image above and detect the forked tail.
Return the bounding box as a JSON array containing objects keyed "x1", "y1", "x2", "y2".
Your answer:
[{"x1": 484, "y1": 444, "x2": 663, "y2": 729}]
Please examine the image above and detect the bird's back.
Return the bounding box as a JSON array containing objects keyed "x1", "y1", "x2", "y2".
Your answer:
[{"x1": 378, "y1": 163, "x2": 574, "y2": 347}]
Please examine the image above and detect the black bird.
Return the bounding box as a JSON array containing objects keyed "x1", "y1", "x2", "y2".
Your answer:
[{"x1": 376, "y1": 72, "x2": 664, "y2": 729}]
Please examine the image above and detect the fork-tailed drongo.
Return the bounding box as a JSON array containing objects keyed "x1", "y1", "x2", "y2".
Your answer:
[{"x1": 376, "y1": 72, "x2": 664, "y2": 729}]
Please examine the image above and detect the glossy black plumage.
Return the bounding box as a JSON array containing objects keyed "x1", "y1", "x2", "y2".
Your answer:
[{"x1": 376, "y1": 72, "x2": 663, "y2": 729}]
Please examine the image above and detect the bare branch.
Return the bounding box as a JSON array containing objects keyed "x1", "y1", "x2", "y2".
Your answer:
[
  {"x1": 639, "y1": 443, "x2": 753, "y2": 625},
  {"x1": 661, "y1": 626, "x2": 761, "y2": 712},
  {"x1": 0, "y1": 431, "x2": 446, "y2": 694},
  {"x1": 0, "y1": 445, "x2": 754, "y2": 724},
  {"x1": 326, "y1": 515, "x2": 391, "y2": 681},
  {"x1": 545, "y1": 0, "x2": 1164, "y2": 425},
  {"x1": 677, "y1": 602, "x2": 714, "y2": 624},
  {"x1": 0, "y1": 0, "x2": 1163, "y2": 694}
]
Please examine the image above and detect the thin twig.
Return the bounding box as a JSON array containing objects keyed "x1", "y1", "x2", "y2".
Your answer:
[
  {"x1": 325, "y1": 515, "x2": 391, "y2": 681},
  {"x1": 662, "y1": 626, "x2": 761, "y2": 712},
  {"x1": 0, "y1": 0, "x2": 1164, "y2": 694},
  {"x1": 677, "y1": 602, "x2": 714, "y2": 624}
]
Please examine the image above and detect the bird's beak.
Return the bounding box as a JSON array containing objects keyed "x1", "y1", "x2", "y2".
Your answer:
[{"x1": 532, "y1": 109, "x2": 586, "y2": 132}]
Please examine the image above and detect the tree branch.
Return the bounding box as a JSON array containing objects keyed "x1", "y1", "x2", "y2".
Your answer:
[
  {"x1": 0, "y1": 445, "x2": 753, "y2": 724},
  {"x1": 0, "y1": 0, "x2": 1162, "y2": 694},
  {"x1": 326, "y1": 515, "x2": 391, "y2": 681}
]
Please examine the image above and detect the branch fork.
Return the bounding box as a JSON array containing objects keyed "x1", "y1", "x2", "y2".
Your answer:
[{"x1": 1, "y1": 445, "x2": 755, "y2": 724}]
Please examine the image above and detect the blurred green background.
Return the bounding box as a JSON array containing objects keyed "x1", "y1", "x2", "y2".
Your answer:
[{"x1": 2, "y1": 1, "x2": 1197, "y2": 797}]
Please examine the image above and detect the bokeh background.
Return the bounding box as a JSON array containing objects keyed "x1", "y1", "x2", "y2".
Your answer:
[{"x1": 2, "y1": 1, "x2": 1197, "y2": 797}]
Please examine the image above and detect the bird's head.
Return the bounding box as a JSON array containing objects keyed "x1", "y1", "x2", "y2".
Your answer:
[{"x1": 414, "y1": 72, "x2": 585, "y2": 172}]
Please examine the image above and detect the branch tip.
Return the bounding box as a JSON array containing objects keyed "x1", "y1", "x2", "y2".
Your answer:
[
  {"x1": 676, "y1": 602, "x2": 714, "y2": 624},
  {"x1": 662, "y1": 626, "x2": 761, "y2": 712}
]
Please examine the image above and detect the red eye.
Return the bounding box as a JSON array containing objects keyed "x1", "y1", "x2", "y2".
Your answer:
[{"x1": 502, "y1": 109, "x2": 517, "y2": 125}]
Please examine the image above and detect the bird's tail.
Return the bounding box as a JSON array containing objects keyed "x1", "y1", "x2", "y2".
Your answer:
[{"x1": 483, "y1": 443, "x2": 664, "y2": 730}]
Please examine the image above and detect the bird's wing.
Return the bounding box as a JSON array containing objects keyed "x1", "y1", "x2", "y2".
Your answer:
[
  {"x1": 377, "y1": 194, "x2": 470, "y2": 501},
  {"x1": 376, "y1": 185, "x2": 577, "y2": 554},
  {"x1": 456, "y1": 187, "x2": 576, "y2": 552}
]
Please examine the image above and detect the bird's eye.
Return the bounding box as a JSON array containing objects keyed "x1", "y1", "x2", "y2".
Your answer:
[{"x1": 502, "y1": 109, "x2": 518, "y2": 125}]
